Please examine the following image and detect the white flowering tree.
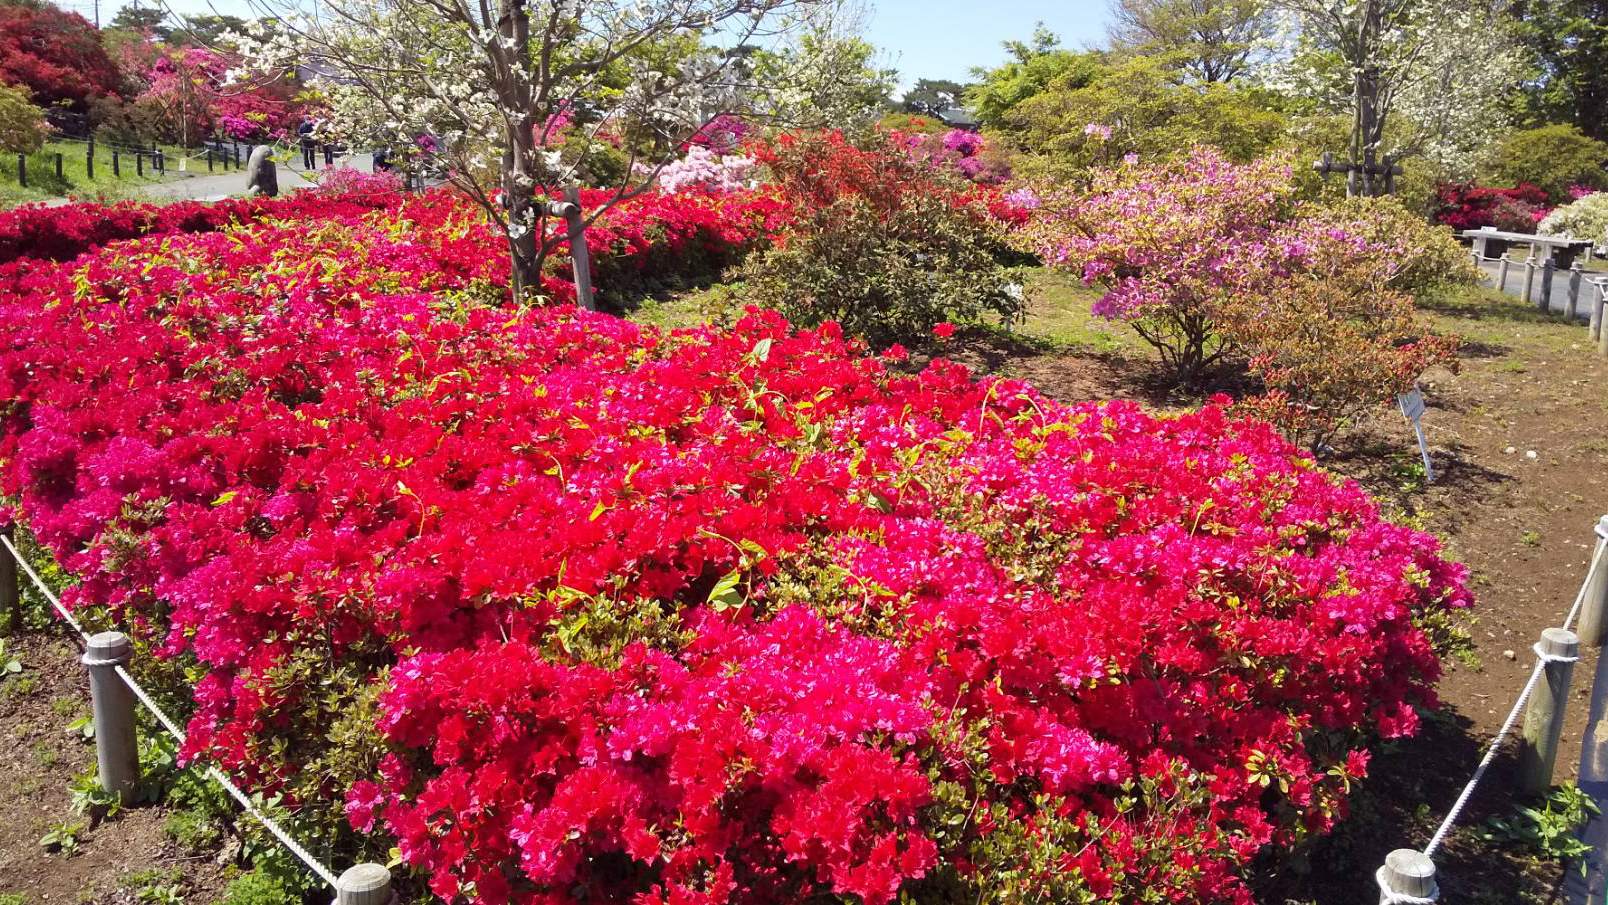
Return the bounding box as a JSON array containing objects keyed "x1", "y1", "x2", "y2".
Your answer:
[
  {"x1": 232, "y1": 0, "x2": 869, "y2": 303},
  {"x1": 1265, "y1": 0, "x2": 1522, "y2": 193}
]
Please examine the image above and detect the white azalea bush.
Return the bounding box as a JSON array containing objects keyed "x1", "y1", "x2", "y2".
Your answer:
[{"x1": 1539, "y1": 192, "x2": 1608, "y2": 253}]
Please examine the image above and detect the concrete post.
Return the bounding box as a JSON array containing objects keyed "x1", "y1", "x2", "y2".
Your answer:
[
  {"x1": 1580, "y1": 516, "x2": 1608, "y2": 647},
  {"x1": 1569, "y1": 262, "x2": 1584, "y2": 319},
  {"x1": 1498, "y1": 254, "x2": 1512, "y2": 293},
  {"x1": 1377, "y1": 849, "x2": 1437, "y2": 904},
  {"x1": 1592, "y1": 282, "x2": 1604, "y2": 341},
  {"x1": 0, "y1": 525, "x2": 18, "y2": 635},
  {"x1": 82, "y1": 632, "x2": 138, "y2": 800},
  {"x1": 1520, "y1": 627, "x2": 1581, "y2": 796},
  {"x1": 1522, "y1": 254, "x2": 1537, "y2": 305},
  {"x1": 1541, "y1": 258, "x2": 1555, "y2": 310},
  {"x1": 335, "y1": 864, "x2": 393, "y2": 905}
]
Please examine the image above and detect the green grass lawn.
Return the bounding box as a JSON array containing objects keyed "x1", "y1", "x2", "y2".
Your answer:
[{"x1": 0, "y1": 139, "x2": 196, "y2": 207}]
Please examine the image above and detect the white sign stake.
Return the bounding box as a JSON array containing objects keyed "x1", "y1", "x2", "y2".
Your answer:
[{"x1": 1397, "y1": 386, "x2": 1434, "y2": 483}]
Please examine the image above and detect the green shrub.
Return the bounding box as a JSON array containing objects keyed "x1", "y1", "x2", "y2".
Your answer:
[
  {"x1": 0, "y1": 83, "x2": 47, "y2": 154},
  {"x1": 1481, "y1": 124, "x2": 1608, "y2": 200},
  {"x1": 740, "y1": 131, "x2": 1026, "y2": 348}
]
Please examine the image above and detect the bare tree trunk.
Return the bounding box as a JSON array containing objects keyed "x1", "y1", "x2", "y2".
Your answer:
[{"x1": 497, "y1": 0, "x2": 543, "y2": 304}]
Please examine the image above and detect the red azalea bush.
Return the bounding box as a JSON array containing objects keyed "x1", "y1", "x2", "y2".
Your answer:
[
  {"x1": 0, "y1": 195, "x2": 1471, "y2": 903},
  {"x1": 1432, "y1": 182, "x2": 1550, "y2": 232}
]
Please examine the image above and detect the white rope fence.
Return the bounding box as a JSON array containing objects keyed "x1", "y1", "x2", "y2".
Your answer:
[
  {"x1": 0, "y1": 530, "x2": 393, "y2": 904},
  {"x1": 1377, "y1": 515, "x2": 1608, "y2": 903}
]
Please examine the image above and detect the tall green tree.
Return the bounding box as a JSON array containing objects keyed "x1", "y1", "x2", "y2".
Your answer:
[
  {"x1": 966, "y1": 24, "x2": 1103, "y2": 128},
  {"x1": 1106, "y1": 0, "x2": 1271, "y2": 83},
  {"x1": 1509, "y1": 0, "x2": 1608, "y2": 141}
]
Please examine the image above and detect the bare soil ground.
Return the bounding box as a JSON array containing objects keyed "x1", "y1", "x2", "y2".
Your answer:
[{"x1": 0, "y1": 633, "x2": 232, "y2": 905}]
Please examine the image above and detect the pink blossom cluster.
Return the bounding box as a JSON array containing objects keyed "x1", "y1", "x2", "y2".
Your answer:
[
  {"x1": 656, "y1": 145, "x2": 758, "y2": 194},
  {"x1": 895, "y1": 128, "x2": 1011, "y2": 184},
  {"x1": 0, "y1": 182, "x2": 1471, "y2": 903}
]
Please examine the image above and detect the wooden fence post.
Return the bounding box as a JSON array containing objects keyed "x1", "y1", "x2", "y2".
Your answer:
[
  {"x1": 112, "y1": 150, "x2": 120, "y2": 178},
  {"x1": 1522, "y1": 254, "x2": 1537, "y2": 305},
  {"x1": 81, "y1": 632, "x2": 138, "y2": 800},
  {"x1": 135, "y1": 151, "x2": 143, "y2": 178},
  {"x1": 1541, "y1": 258, "x2": 1555, "y2": 310},
  {"x1": 1376, "y1": 849, "x2": 1437, "y2": 904},
  {"x1": 1580, "y1": 516, "x2": 1608, "y2": 647},
  {"x1": 0, "y1": 525, "x2": 18, "y2": 636},
  {"x1": 15, "y1": 154, "x2": 23, "y2": 189},
  {"x1": 1569, "y1": 262, "x2": 1584, "y2": 319},
  {"x1": 54, "y1": 152, "x2": 62, "y2": 181},
  {"x1": 1520, "y1": 627, "x2": 1581, "y2": 796},
  {"x1": 335, "y1": 864, "x2": 393, "y2": 905},
  {"x1": 1497, "y1": 254, "x2": 1512, "y2": 293},
  {"x1": 207, "y1": 149, "x2": 214, "y2": 172},
  {"x1": 85, "y1": 140, "x2": 94, "y2": 179}
]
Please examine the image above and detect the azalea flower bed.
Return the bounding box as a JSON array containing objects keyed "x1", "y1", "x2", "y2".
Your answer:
[{"x1": 0, "y1": 194, "x2": 1471, "y2": 903}]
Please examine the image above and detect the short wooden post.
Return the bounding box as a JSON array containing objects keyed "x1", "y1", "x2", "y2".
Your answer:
[
  {"x1": 135, "y1": 151, "x2": 143, "y2": 178},
  {"x1": 323, "y1": 144, "x2": 334, "y2": 167},
  {"x1": 1520, "y1": 627, "x2": 1580, "y2": 796},
  {"x1": 234, "y1": 144, "x2": 241, "y2": 167},
  {"x1": 82, "y1": 632, "x2": 138, "y2": 800},
  {"x1": 335, "y1": 864, "x2": 393, "y2": 905},
  {"x1": 156, "y1": 149, "x2": 164, "y2": 174},
  {"x1": 1578, "y1": 516, "x2": 1608, "y2": 647},
  {"x1": 1377, "y1": 849, "x2": 1437, "y2": 904},
  {"x1": 15, "y1": 154, "x2": 23, "y2": 188},
  {"x1": 1522, "y1": 254, "x2": 1537, "y2": 305},
  {"x1": 0, "y1": 525, "x2": 19, "y2": 636},
  {"x1": 1497, "y1": 254, "x2": 1512, "y2": 293},
  {"x1": 53, "y1": 152, "x2": 62, "y2": 180},
  {"x1": 560, "y1": 186, "x2": 595, "y2": 311},
  {"x1": 85, "y1": 140, "x2": 94, "y2": 179},
  {"x1": 1569, "y1": 262, "x2": 1584, "y2": 319},
  {"x1": 207, "y1": 149, "x2": 214, "y2": 172},
  {"x1": 1541, "y1": 258, "x2": 1555, "y2": 310},
  {"x1": 1591, "y1": 282, "x2": 1604, "y2": 341},
  {"x1": 112, "y1": 150, "x2": 120, "y2": 177}
]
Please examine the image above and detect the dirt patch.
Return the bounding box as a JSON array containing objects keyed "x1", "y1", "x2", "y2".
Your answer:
[{"x1": 0, "y1": 632, "x2": 232, "y2": 905}]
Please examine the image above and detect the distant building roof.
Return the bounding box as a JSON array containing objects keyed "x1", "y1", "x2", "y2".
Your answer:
[{"x1": 936, "y1": 107, "x2": 980, "y2": 131}]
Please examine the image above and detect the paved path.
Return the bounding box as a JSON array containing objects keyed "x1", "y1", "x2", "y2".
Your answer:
[
  {"x1": 134, "y1": 159, "x2": 347, "y2": 202},
  {"x1": 1477, "y1": 257, "x2": 1607, "y2": 322}
]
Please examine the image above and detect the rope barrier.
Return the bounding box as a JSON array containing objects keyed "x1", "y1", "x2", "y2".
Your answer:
[
  {"x1": 1416, "y1": 540, "x2": 1604, "y2": 858},
  {"x1": 1375, "y1": 865, "x2": 1438, "y2": 905},
  {"x1": 0, "y1": 532, "x2": 341, "y2": 890}
]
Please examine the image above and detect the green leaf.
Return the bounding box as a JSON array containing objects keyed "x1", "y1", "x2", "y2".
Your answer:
[
  {"x1": 707, "y1": 570, "x2": 743, "y2": 611},
  {"x1": 210, "y1": 490, "x2": 238, "y2": 507}
]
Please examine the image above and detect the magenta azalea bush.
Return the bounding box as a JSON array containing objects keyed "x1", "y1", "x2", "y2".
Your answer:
[{"x1": 0, "y1": 181, "x2": 1472, "y2": 904}]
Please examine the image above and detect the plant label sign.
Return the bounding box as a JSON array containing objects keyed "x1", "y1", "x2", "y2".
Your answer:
[{"x1": 1397, "y1": 387, "x2": 1434, "y2": 483}]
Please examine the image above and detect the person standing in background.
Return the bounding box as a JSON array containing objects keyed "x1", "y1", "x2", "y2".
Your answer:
[{"x1": 298, "y1": 120, "x2": 316, "y2": 169}]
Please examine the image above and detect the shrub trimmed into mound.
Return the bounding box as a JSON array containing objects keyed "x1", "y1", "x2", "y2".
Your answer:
[{"x1": 0, "y1": 203, "x2": 1469, "y2": 904}]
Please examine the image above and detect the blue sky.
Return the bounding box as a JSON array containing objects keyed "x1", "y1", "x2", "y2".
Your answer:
[
  {"x1": 75, "y1": 0, "x2": 1114, "y2": 95},
  {"x1": 864, "y1": 0, "x2": 1113, "y2": 90}
]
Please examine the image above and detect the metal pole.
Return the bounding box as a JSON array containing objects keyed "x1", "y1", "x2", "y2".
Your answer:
[
  {"x1": 0, "y1": 525, "x2": 18, "y2": 636},
  {"x1": 1578, "y1": 516, "x2": 1608, "y2": 646},
  {"x1": 1519, "y1": 627, "x2": 1581, "y2": 796},
  {"x1": 562, "y1": 186, "x2": 596, "y2": 311},
  {"x1": 82, "y1": 632, "x2": 138, "y2": 800},
  {"x1": 1376, "y1": 849, "x2": 1437, "y2": 904},
  {"x1": 335, "y1": 864, "x2": 393, "y2": 905}
]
